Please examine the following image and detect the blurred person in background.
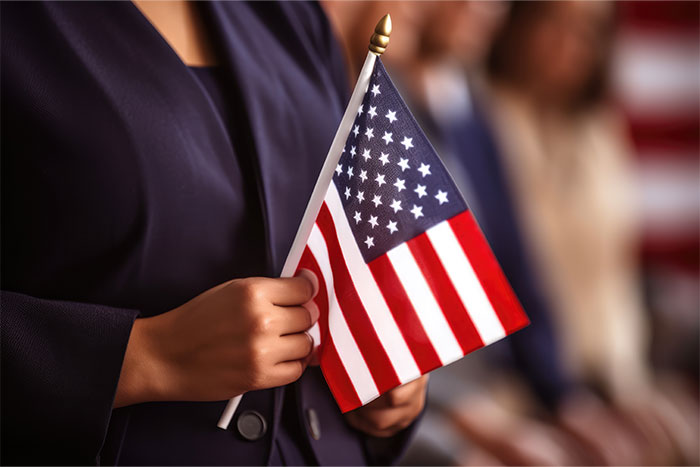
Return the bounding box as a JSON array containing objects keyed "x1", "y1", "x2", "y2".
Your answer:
[
  {"x1": 486, "y1": 2, "x2": 643, "y2": 403},
  {"x1": 483, "y1": 1, "x2": 698, "y2": 464},
  {"x1": 324, "y1": 1, "x2": 698, "y2": 465}
]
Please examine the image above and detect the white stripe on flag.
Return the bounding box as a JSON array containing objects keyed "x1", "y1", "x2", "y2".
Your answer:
[
  {"x1": 427, "y1": 221, "x2": 506, "y2": 345},
  {"x1": 386, "y1": 243, "x2": 464, "y2": 365},
  {"x1": 308, "y1": 224, "x2": 379, "y2": 404},
  {"x1": 325, "y1": 182, "x2": 422, "y2": 383}
]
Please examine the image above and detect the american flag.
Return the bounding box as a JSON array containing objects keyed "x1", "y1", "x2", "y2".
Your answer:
[{"x1": 295, "y1": 59, "x2": 529, "y2": 412}]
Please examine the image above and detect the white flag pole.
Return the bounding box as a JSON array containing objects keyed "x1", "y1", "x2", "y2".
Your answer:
[{"x1": 217, "y1": 14, "x2": 392, "y2": 430}]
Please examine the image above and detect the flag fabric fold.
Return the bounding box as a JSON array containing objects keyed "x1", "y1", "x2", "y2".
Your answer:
[{"x1": 295, "y1": 58, "x2": 529, "y2": 413}]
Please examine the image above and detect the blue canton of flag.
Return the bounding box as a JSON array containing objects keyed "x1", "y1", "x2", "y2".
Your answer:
[{"x1": 333, "y1": 60, "x2": 466, "y2": 262}]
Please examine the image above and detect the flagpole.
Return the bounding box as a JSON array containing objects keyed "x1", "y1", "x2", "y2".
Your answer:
[
  {"x1": 280, "y1": 13, "x2": 392, "y2": 278},
  {"x1": 217, "y1": 14, "x2": 392, "y2": 431}
]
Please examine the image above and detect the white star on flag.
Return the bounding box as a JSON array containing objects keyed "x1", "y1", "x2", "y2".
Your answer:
[
  {"x1": 365, "y1": 127, "x2": 374, "y2": 141},
  {"x1": 368, "y1": 215, "x2": 379, "y2": 228},
  {"x1": 359, "y1": 169, "x2": 368, "y2": 182},
  {"x1": 361, "y1": 148, "x2": 371, "y2": 161},
  {"x1": 410, "y1": 204, "x2": 424, "y2": 219},
  {"x1": 414, "y1": 184, "x2": 427, "y2": 198},
  {"x1": 375, "y1": 173, "x2": 386, "y2": 187},
  {"x1": 347, "y1": 166, "x2": 353, "y2": 179},
  {"x1": 364, "y1": 236, "x2": 374, "y2": 248},
  {"x1": 385, "y1": 110, "x2": 397, "y2": 123},
  {"x1": 344, "y1": 186, "x2": 351, "y2": 199},
  {"x1": 352, "y1": 125, "x2": 359, "y2": 137},
  {"x1": 397, "y1": 158, "x2": 410, "y2": 172},
  {"x1": 393, "y1": 178, "x2": 406, "y2": 192},
  {"x1": 435, "y1": 190, "x2": 449, "y2": 205},
  {"x1": 382, "y1": 131, "x2": 393, "y2": 145},
  {"x1": 418, "y1": 163, "x2": 431, "y2": 177},
  {"x1": 357, "y1": 104, "x2": 363, "y2": 116},
  {"x1": 400, "y1": 136, "x2": 414, "y2": 150},
  {"x1": 386, "y1": 219, "x2": 398, "y2": 234},
  {"x1": 335, "y1": 163, "x2": 343, "y2": 175},
  {"x1": 368, "y1": 106, "x2": 377, "y2": 119},
  {"x1": 370, "y1": 84, "x2": 381, "y2": 97},
  {"x1": 389, "y1": 199, "x2": 402, "y2": 213},
  {"x1": 353, "y1": 211, "x2": 362, "y2": 224},
  {"x1": 379, "y1": 152, "x2": 390, "y2": 165},
  {"x1": 356, "y1": 190, "x2": 364, "y2": 203},
  {"x1": 371, "y1": 194, "x2": 382, "y2": 207}
]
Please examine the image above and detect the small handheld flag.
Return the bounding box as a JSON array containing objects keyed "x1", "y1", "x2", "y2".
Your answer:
[
  {"x1": 292, "y1": 58, "x2": 529, "y2": 413},
  {"x1": 218, "y1": 14, "x2": 528, "y2": 427}
]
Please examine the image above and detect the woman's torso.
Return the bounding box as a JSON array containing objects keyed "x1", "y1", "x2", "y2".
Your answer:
[{"x1": 1, "y1": 2, "x2": 361, "y2": 464}]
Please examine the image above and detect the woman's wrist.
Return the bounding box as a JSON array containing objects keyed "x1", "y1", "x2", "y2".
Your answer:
[{"x1": 114, "y1": 316, "x2": 168, "y2": 408}]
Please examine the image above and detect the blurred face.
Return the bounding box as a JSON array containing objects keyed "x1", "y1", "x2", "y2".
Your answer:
[
  {"x1": 423, "y1": 1, "x2": 509, "y2": 66},
  {"x1": 522, "y1": 1, "x2": 614, "y2": 106},
  {"x1": 323, "y1": 1, "x2": 507, "y2": 74},
  {"x1": 343, "y1": 1, "x2": 507, "y2": 68}
]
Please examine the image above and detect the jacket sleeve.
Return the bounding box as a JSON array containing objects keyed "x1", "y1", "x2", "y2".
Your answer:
[{"x1": 0, "y1": 290, "x2": 139, "y2": 465}]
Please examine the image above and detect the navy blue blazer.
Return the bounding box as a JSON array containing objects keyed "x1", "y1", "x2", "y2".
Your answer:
[{"x1": 1, "y1": 2, "x2": 414, "y2": 465}]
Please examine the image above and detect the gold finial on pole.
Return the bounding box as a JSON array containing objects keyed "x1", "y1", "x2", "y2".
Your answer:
[{"x1": 369, "y1": 14, "x2": 392, "y2": 55}]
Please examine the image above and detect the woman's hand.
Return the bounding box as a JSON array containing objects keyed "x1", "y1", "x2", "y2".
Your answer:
[
  {"x1": 114, "y1": 272, "x2": 319, "y2": 407},
  {"x1": 344, "y1": 375, "x2": 428, "y2": 437}
]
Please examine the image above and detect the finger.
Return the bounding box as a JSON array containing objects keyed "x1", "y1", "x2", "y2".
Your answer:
[
  {"x1": 270, "y1": 360, "x2": 307, "y2": 387},
  {"x1": 370, "y1": 386, "x2": 414, "y2": 409},
  {"x1": 263, "y1": 275, "x2": 316, "y2": 306},
  {"x1": 358, "y1": 406, "x2": 406, "y2": 430},
  {"x1": 346, "y1": 408, "x2": 412, "y2": 438},
  {"x1": 275, "y1": 332, "x2": 314, "y2": 362},
  {"x1": 366, "y1": 376, "x2": 428, "y2": 409},
  {"x1": 296, "y1": 269, "x2": 319, "y2": 299},
  {"x1": 275, "y1": 303, "x2": 319, "y2": 335},
  {"x1": 387, "y1": 376, "x2": 427, "y2": 406},
  {"x1": 366, "y1": 418, "x2": 414, "y2": 438}
]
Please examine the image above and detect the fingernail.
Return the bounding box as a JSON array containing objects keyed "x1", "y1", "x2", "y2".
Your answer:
[
  {"x1": 305, "y1": 300, "x2": 320, "y2": 324},
  {"x1": 297, "y1": 269, "x2": 319, "y2": 299},
  {"x1": 303, "y1": 332, "x2": 315, "y2": 366}
]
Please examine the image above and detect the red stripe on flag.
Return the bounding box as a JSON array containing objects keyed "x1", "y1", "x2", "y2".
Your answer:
[
  {"x1": 448, "y1": 212, "x2": 529, "y2": 334},
  {"x1": 297, "y1": 247, "x2": 362, "y2": 412},
  {"x1": 316, "y1": 203, "x2": 401, "y2": 393},
  {"x1": 367, "y1": 255, "x2": 443, "y2": 373},
  {"x1": 407, "y1": 233, "x2": 485, "y2": 354}
]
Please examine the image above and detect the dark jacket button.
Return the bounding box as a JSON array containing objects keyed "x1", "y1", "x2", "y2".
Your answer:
[
  {"x1": 306, "y1": 408, "x2": 321, "y2": 440},
  {"x1": 236, "y1": 410, "x2": 267, "y2": 441}
]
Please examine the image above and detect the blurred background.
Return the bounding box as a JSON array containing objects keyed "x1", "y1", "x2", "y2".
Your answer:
[{"x1": 323, "y1": 1, "x2": 699, "y2": 465}]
